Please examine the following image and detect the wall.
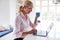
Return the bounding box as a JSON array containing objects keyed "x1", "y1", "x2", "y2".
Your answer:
[
  {"x1": 0, "y1": 0, "x2": 10, "y2": 26},
  {"x1": 9, "y1": 0, "x2": 16, "y2": 27},
  {"x1": 0, "y1": 0, "x2": 16, "y2": 28}
]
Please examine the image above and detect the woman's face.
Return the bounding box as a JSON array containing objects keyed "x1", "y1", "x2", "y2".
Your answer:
[{"x1": 24, "y1": 6, "x2": 32, "y2": 14}]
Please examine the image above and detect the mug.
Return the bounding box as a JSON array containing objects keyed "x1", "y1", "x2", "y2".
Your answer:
[{"x1": 36, "y1": 12, "x2": 40, "y2": 17}]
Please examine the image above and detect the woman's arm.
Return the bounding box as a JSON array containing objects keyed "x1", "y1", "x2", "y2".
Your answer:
[
  {"x1": 34, "y1": 17, "x2": 37, "y2": 24},
  {"x1": 29, "y1": 16, "x2": 37, "y2": 28},
  {"x1": 22, "y1": 28, "x2": 37, "y2": 36}
]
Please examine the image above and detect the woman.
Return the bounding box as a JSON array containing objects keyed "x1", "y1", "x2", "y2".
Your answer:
[{"x1": 14, "y1": 0, "x2": 37, "y2": 40}]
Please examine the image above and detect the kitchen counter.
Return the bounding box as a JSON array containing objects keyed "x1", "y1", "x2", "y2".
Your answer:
[{"x1": 24, "y1": 34, "x2": 56, "y2": 40}]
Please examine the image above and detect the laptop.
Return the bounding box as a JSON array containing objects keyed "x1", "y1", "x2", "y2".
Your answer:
[{"x1": 33, "y1": 23, "x2": 54, "y2": 37}]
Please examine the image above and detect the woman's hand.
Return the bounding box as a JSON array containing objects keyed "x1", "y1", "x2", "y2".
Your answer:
[
  {"x1": 29, "y1": 28, "x2": 37, "y2": 34},
  {"x1": 22, "y1": 28, "x2": 37, "y2": 36}
]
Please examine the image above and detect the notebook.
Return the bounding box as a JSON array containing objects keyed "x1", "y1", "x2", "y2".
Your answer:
[{"x1": 33, "y1": 23, "x2": 54, "y2": 37}]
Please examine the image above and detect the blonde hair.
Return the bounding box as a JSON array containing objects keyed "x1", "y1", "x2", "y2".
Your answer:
[
  {"x1": 18, "y1": 6, "x2": 23, "y2": 13},
  {"x1": 18, "y1": 0, "x2": 33, "y2": 13},
  {"x1": 23, "y1": 0, "x2": 33, "y2": 7}
]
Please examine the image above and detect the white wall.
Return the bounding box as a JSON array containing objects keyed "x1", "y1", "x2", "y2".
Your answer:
[
  {"x1": 0, "y1": 0, "x2": 16, "y2": 28},
  {"x1": 9, "y1": 0, "x2": 16, "y2": 27},
  {"x1": 0, "y1": 0, "x2": 10, "y2": 26}
]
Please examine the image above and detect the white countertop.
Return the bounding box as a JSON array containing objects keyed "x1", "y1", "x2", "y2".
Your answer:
[
  {"x1": 24, "y1": 34, "x2": 55, "y2": 40},
  {"x1": 1, "y1": 21, "x2": 60, "y2": 40},
  {"x1": 0, "y1": 33, "x2": 58, "y2": 40}
]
